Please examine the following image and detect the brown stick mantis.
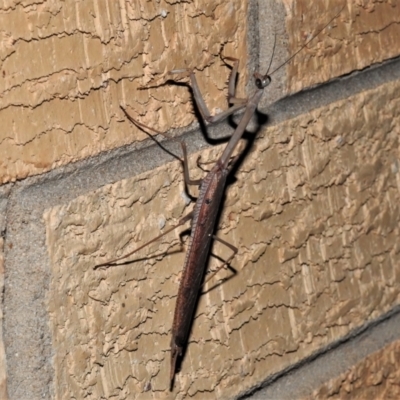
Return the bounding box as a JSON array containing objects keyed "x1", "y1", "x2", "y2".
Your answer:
[{"x1": 95, "y1": 7, "x2": 344, "y2": 391}]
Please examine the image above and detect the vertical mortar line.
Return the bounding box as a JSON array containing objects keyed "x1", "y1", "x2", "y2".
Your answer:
[
  {"x1": 246, "y1": 0, "x2": 260, "y2": 92},
  {"x1": 0, "y1": 185, "x2": 13, "y2": 400}
]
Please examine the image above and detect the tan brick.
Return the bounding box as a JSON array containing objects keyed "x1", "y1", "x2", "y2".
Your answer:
[
  {"x1": 304, "y1": 339, "x2": 400, "y2": 400},
  {"x1": 284, "y1": 0, "x2": 400, "y2": 93},
  {"x1": 0, "y1": 1, "x2": 248, "y2": 183}
]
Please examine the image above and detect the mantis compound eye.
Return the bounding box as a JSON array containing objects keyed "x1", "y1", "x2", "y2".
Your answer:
[{"x1": 255, "y1": 74, "x2": 271, "y2": 89}]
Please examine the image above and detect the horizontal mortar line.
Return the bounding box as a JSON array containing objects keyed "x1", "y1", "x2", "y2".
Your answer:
[{"x1": 238, "y1": 304, "x2": 400, "y2": 400}]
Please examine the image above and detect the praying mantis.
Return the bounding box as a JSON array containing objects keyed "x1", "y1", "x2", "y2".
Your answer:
[{"x1": 95, "y1": 7, "x2": 344, "y2": 391}]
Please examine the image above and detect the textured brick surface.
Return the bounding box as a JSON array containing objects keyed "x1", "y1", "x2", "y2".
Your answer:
[
  {"x1": 258, "y1": 0, "x2": 400, "y2": 109},
  {"x1": 0, "y1": 0, "x2": 248, "y2": 184},
  {"x1": 44, "y1": 79, "x2": 400, "y2": 398},
  {"x1": 284, "y1": 0, "x2": 400, "y2": 93},
  {"x1": 305, "y1": 339, "x2": 400, "y2": 400},
  {"x1": 241, "y1": 308, "x2": 400, "y2": 399}
]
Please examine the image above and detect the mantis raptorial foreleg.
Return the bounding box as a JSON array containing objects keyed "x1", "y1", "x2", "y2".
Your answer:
[{"x1": 169, "y1": 57, "x2": 248, "y2": 125}]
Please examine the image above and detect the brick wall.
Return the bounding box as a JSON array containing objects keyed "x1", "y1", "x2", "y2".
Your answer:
[{"x1": 1, "y1": 1, "x2": 399, "y2": 399}]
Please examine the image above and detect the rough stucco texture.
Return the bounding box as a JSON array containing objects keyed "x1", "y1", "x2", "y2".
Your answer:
[
  {"x1": 0, "y1": 0, "x2": 248, "y2": 184},
  {"x1": 44, "y1": 78, "x2": 400, "y2": 399},
  {"x1": 305, "y1": 339, "x2": 400, "y2": 400},
  {"x1": 284, "y1": 0, "x2": 400, "y2": 94},
  {"x1": 2, "y1": 1, "x2": 400, "y2": 185}
]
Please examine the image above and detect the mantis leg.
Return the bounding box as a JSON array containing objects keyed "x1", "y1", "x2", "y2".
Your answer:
[
  {"x1": 120, "y1": 106, "x2": 201, "y2": 188},
  {"x1": 179, "y1": 141, "x2": 202, "y2": 186},
  {"x1": 169, "y1": 58, "x2": 248, "y2": 125},
  {"x1": 203, "y1": 235, "x2": 238, "y2": 286},
  {"x1": 94, "y1": 212, "x2": 193, "y2": 269}
]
